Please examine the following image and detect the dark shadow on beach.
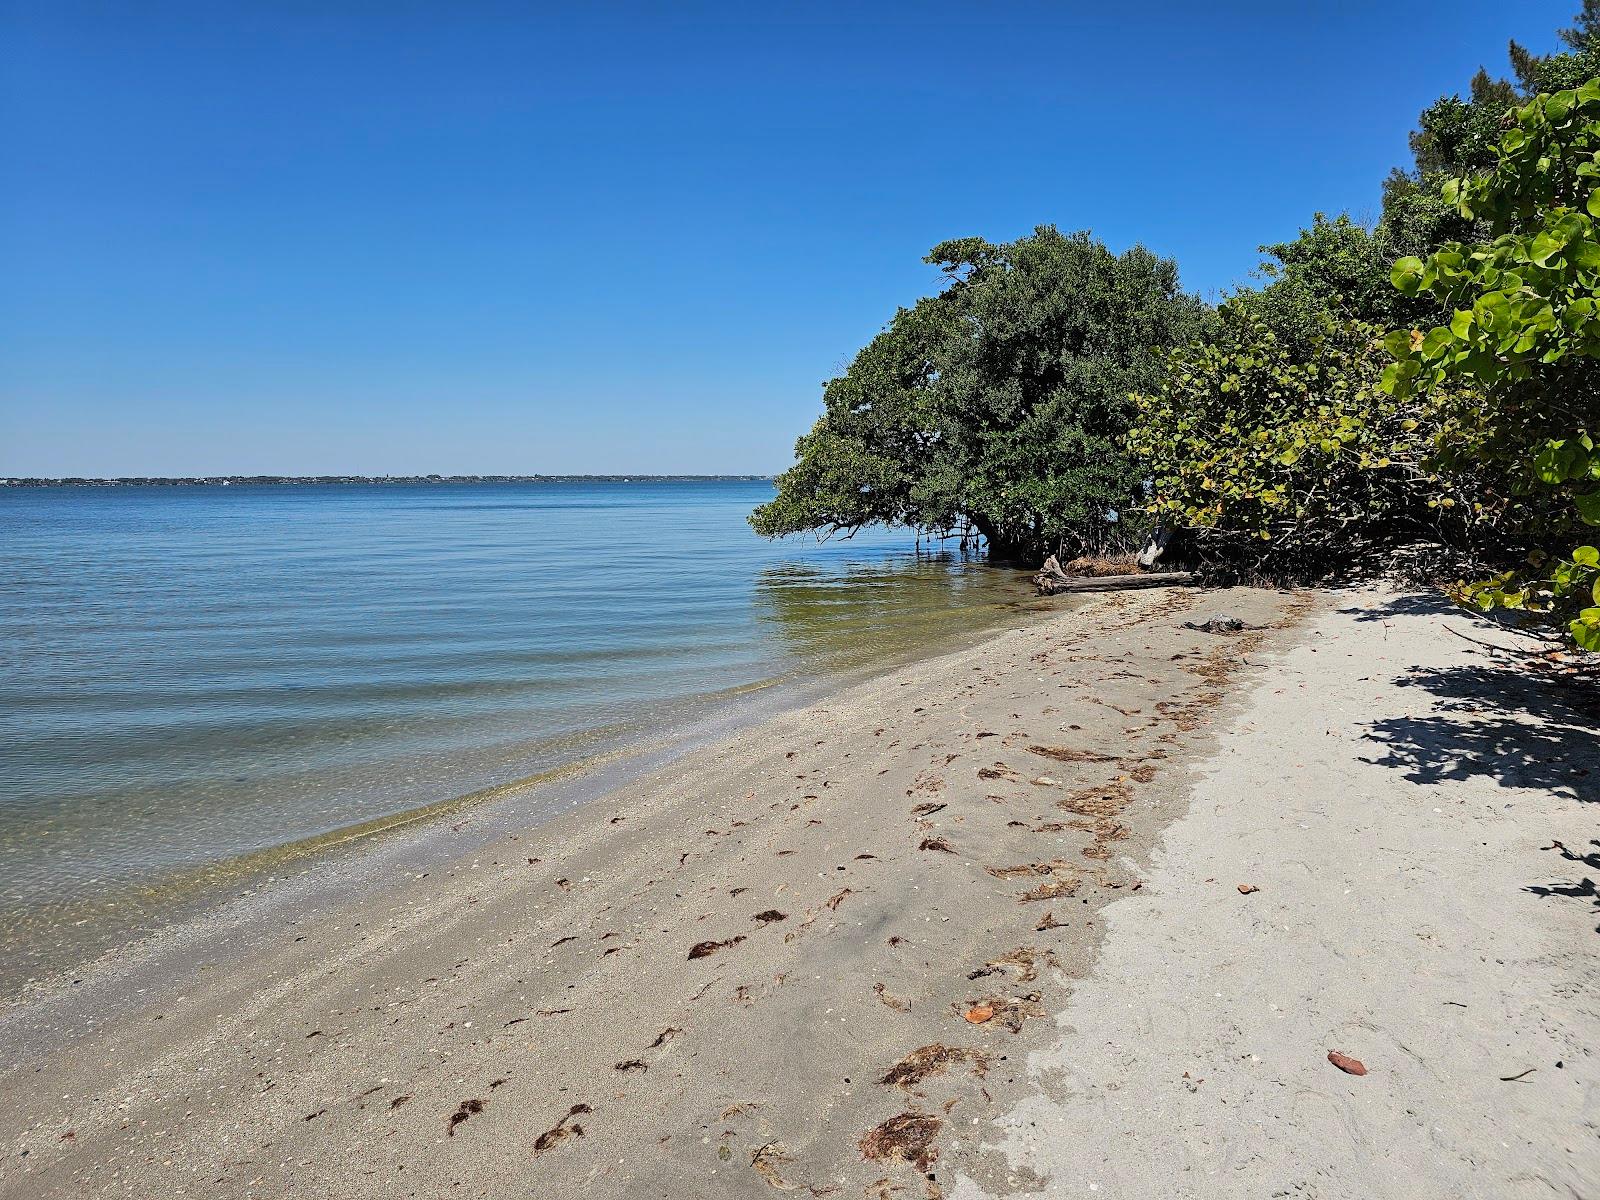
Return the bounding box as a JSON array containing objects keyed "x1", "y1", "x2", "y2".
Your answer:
[
  {"x1": 1359, "y1": 657, "x2": 1598, "y2": 800},
  {"x1": 1346, "y1": 591, "x2": 1600, "y2": 931},
  {"x1": 1529, "y1": 841, "x2": 1600, "y2": 934},
  {"x1": 1341, "y1": 588, "x2": 1556, "y2": 640},
  {"x1": 1341, "y1": 590, "x2": 1463, "y2": 624}
]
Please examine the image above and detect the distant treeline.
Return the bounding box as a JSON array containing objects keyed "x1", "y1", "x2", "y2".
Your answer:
[{"x1": 2, "y1": 475, "x2": 774, "y2": 488}]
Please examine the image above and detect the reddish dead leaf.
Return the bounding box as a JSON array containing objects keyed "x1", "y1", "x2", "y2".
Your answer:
[
  {"x1": 1327, "y1": 1050, "x2": 1367, "y2": 1076},
  {"x1": 959, "y1": 993, "x2": 1044, "y2": 1033},
  {"x1": 919, "y1": 837, "x2": 956, "y2": 854},
  {"x1": 1237, "y1": 883, "x2": 1259, "y2": 895}
]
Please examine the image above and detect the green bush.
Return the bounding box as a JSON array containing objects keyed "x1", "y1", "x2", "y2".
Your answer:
[{"x1": 1129, "y1": 308, "x2": 1477, "y2": 575}]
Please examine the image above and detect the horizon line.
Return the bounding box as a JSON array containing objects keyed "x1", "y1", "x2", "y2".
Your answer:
[{"x1": 1, "y1": 473, "x2": 779, "y2": 486}]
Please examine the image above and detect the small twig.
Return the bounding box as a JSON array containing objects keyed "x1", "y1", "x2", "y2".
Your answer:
[
  {"x1": 1498, "y1": 1068, "x2": 1537, "y2": 1082},
  {"x1": 1441, "y1": 623, "x2": 1545, "y2": 657}
]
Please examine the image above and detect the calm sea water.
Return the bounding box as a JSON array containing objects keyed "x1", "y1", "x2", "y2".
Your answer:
[{"x1": 0, "y1": 481, "x2": 1040, "y2": 981}]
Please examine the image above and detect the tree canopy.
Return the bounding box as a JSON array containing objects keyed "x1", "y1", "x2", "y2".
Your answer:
[
  {"x1": 751, "y1": 227, "x2": 1209, "y2": 561},
  {"x1": 757, "y1": 3, "x2": 1600, "y2": 647}
]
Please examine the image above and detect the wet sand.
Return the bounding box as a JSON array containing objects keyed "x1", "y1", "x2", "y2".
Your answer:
[{"x1": 0, "y1": 585, "x2": 1327, "y2": 1197}]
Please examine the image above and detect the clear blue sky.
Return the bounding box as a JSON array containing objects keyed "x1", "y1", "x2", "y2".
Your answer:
[{"x1": 0, "y1": 0, "x2": 1578, "y2": 476}]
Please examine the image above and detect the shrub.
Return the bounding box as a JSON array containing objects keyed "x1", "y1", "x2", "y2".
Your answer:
[{"x1": 1130, "y1": 307, "x2": 1478, "y2": 576}]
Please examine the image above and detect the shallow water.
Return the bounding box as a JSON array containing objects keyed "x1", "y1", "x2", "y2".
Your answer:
[{"x1": 0, "y1": 481, "x2": 1041, "y2": 976}]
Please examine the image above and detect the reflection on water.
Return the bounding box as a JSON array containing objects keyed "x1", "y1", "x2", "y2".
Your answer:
[
  {"x1": 0, "y1": 482, "x2": 1051, "y2": 988},
  {"x1": 754, "y1": 551, "x2": 1043, "y2": 670}
]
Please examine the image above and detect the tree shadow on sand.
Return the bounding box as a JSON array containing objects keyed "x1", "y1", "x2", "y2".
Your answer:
[
  {"x1": 1345, "y1": 592, "x2": 1599, "y2": 931},
  {"x1": 1360, "y1": 658, "x2": 1597, "y2": 799}
]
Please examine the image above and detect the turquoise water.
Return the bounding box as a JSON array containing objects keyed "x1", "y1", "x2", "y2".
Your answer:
[{"x1": 0, "y1": 481, "x2": 1039, "y2": 961}]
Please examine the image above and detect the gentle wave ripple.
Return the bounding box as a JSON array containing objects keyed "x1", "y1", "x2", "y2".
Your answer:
[{"x1": 0, "y1": 481, "x2": 1040, "y2": 943}]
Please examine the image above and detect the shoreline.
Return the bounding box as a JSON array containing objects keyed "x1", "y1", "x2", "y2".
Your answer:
[
  {"x1": 0, "y1": 580, "x2": 1059, "y2": 1012},
  {"x1": 0, "y1": 583, "x2": 1309, "y2": 1197}
]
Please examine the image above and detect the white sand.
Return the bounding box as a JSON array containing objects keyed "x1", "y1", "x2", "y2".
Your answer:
[{"x1": 964, "y1": 589, "x2": 1599, "y2": 1200}]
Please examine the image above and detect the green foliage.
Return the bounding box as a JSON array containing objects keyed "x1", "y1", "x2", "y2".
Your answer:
[
  {"x1": 1559, "y1": 0, "x2": 1600, "y2": 53},
  {"x1": 1383, "y1": 80, "x2": 1600, "y2": 647},
  {"x1": 1409, "y1": 70, "x2": 1521, "y2": 179},
  {"x1": 1129, "y1": 309, "x2": 1474, "y2": 573},
  {"x1": 1236, "y1": 213, "x2": 1431, "y2": 352},
  {"x1": 752, "y1": 227, "x2": 1210, "y2": 560},
  {"x1": 1380, "y1": 28, "x2": 1600, "y2": 261}
]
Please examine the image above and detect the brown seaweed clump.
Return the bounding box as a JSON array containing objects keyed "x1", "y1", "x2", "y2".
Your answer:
[
  {"x1": 532, "y1": 1103, "x2": 591, "y2": 1156},
  {"x1": 859, "y1": 1111, "x2": 942, "y2": 1171},
  {"x1": 1027, "y1": 745, "x2": 1120, "y2": 764},
  {"x1": 878, "y1": 1044, "x2": 990, "y2": 1090}
]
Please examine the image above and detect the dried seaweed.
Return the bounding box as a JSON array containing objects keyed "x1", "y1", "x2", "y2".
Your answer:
[
  {"x1": 956, "y1": 992, "x2": 1043, "y2": 1034},
  {"x1": 446, "y1": 1097, "x2": 485, "y2": 1136},
  {"x1": 878, "y1": 1044, "x2": 989, "y2": 1090},
  {"x1": 1027, "y1": 745, "x2": 1120, "y2": 764},
  {"x1": 873, "y1": 982, "x2": 911, "y2": 1013},
  {"x1": 859, "y1": 1111, "x2": 942, "y2": 1171},
  {"x1": 977, "y1": 763, "x2": 1021, "y2": 781},
  {"x1": 751, "y1": 1142, "x2": 797, "y2": 1190},
  {"x1": 532, "y1": 1103, "x2": 591, "y2": 1156},
  {"x1": 1056, "y1": 783, "x2": 1133, "y2": 818},
  {"x1": 688, "y1": 935, "x2": 746, "y2": 960},
  {"x1": 1018, "y1": 878, "x2": 1080, "y2": 903}
]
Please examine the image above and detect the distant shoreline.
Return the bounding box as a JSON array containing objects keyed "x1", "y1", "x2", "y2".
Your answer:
[{"x1": 0, "y1": 474, "x2": 774, "y2": 487}]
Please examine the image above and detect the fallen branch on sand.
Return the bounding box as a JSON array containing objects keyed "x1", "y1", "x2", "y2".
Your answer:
[{"x1": 1033, "y1": 555, "x2": 1197, "y2": 595}]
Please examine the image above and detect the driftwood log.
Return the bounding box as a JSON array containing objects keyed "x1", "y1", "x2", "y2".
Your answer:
[{"x1": 1033, "y1": 554, "x2": 1197, "y2": 596}]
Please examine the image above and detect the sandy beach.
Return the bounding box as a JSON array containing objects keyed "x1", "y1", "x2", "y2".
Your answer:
[{"x1": 1, "y1": 585, "x2": 1594, "y2": 1199}]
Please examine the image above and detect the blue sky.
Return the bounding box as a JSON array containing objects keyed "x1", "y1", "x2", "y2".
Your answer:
[{"x1": 0, "y1": 0, "x2": 1578, "y2": 476}]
